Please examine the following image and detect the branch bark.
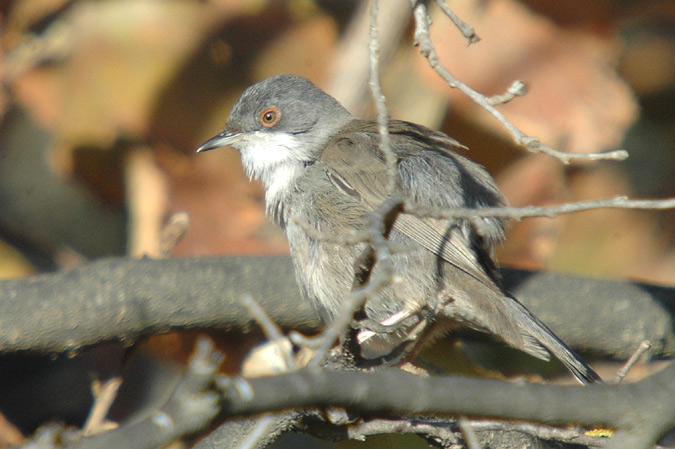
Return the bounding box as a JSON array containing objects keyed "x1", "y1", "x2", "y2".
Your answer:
[
  {"x1": 0, "y1": 256, "x2": 672, "y2": 360},
  {"x1": 215, "y1": 361, "x2": 675, "y2": 449}
]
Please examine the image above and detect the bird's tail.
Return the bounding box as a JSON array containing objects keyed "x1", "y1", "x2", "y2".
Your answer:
[{"x1": 503, "y1": 296, "x2": 603, "y2": 384}]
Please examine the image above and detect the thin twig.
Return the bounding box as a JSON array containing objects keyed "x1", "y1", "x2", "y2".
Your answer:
[
  {"x1": 345, "y1": 417, "x2": 461, "y2": 444},
  {"x1": 240, "y1": 294, "x2": 296, "y2": 371},
  {"x1": 345, "y1": 417, "x2": 609, "y2": 447},
  {"x1": 79, "y1": 337, "x2": 222, "y2": 448},
  {"x1": 458, "y1": 418, "x2": 483, "y2": 449},
  {"x1": 306, "y1": 198, "x2": 403, "y2": 367},
  {"x1": 305, "y1": 257, "x2": 394, "y2": 367},
  {"x1": 292, "y1": 215, "x2": 370, "y2": 245},
  {"x1": 240, "y1": 294, "x2": 285, "y2": 342},
  {"x1": 369, "y1": 0, "x2": 397, "y2": 195},
  {"x1": 297, "y1": 196, "x2": 675, "y2": 246},
  {"x1": 236, "y1": 413, "x2": 280, "y2": 449},
  {"x1": 82, "y1": 377, "x2": 122, "y2": 436},
  {"x1": 434, "y1": 0, "x2": 480, "y2": 44},
  {"x1": 411, "y1": 3, "x2": 629, "y2": 164},
  {"x1": 486, "y1": 80, "x2": 528, "y2": 106},
  {"x1": 304, "y1": 261, "x2": 385, "y2": 366},
  {"x1": 292, "y1": 201, "x2": 406, "y2": 366},
  {"x1": 160, "y1": 211, "x2": 190, "y2": 257},
  {"x1": 469, "y1": 420, "x2": 607, "y2": 447},
  {"x1": 408, "y1": 196, "x2": 675, "y2": 223},
  {"x1": 615, "y1": 340, "x2": 651, "y2": 384}
]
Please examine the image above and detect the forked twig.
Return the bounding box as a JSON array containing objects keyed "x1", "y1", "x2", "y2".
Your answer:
[
  {"x1": 434, "y1": 0, "x2": 480, "y2": 44},
  {"x1": 615, "y1": 340, "x2": 651, "y2": 384},
  {"x1": 411, "y1": 2, "x2": 629, "y2": 164}
]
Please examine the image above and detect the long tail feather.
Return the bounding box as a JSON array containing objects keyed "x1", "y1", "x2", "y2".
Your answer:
[{"x1": 503, "y1": 296, "x2": 602, "y2": 384}]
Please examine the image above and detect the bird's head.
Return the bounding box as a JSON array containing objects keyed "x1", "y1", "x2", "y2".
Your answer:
[{"x1": 197, "y1": 75, "x2": 353, "y2": 188}]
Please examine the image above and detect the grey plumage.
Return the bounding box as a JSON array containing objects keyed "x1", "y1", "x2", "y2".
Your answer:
[{"x1": 198, "y1": 74, "x2": 601, "y2": 384}]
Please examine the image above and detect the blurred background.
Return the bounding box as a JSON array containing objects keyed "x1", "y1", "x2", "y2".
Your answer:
[
  {"x1": 1, "y1": 0, "x2": 673, "y2": 283},
  {"x1": 0, "y1": 0, "x2": 673, "y2": 446}
]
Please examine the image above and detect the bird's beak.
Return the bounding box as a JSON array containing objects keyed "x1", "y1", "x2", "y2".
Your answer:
[{"x1": 196, "y1": 131, "x2": 242, "y2": 153}]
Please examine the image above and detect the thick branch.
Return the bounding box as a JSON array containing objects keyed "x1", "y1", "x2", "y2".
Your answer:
[
  {"x1": 0, "y1": 256, "x2": 315, "y2": 353},
  {"x1": 0, "y1": 256, "x2": 672, "y2": 359},
  {"x1": 74, "y1": 338, "x2": 221, "y2": 449},
  {"x1": 216, "y1": 362, "x2": 675, "y2": 447}
]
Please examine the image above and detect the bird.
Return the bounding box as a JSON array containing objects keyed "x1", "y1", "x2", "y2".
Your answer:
[{"x1": 197, "y1": 74, "x2": 601, "y2": 384}]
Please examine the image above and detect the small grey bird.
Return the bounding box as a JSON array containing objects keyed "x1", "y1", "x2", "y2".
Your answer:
[{"x1": 198, "y1": 74, "x2": 601, "y2": 384}]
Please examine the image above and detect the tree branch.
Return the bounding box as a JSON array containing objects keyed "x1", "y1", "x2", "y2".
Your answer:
[
  {"x1": 73, "y1": 338, "x2": 221, "y2": 449},
  {"x1": 0, "y1": 256, "x2": 315, "y2": 353},
  {"x1": 0, "y1": 256, "x2": 672, "y2": 360},
  {"x1": 409, "y1": 196, "x2": 675, "y2": 223},
  {"x1": 215, "y1": 359, "x2": 675, "y2": 448},
  {"x1": 410, "y1": 2, "x2": 629, "y2": 164}
]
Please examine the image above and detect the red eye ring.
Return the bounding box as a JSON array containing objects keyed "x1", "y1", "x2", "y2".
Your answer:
[{"x1": 260, "y1": 107, "x2": 281, "y2": 128}]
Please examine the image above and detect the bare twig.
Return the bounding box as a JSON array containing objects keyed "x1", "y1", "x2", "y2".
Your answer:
[
  {"x1": 615, "y1": 340, "x2": 652, "y2": 384},
  {"x1": 82, "y1": 377, "x2": 122, "y2": 436},
  {"x1": 240, "y1": 294, "x2": 297, "y2": 373},
  {"x1": 486, "y1": 80, "x2": 528, "y2": 106},
  {"x1": 434, "y1": 0, "x2": 480, "y2": 44},
  {"x1": 160, "y1": 211, "x2": 190, "y2": 257},
  {"x1": 409, "y1": 196, "x2": 675, "y2": 223},
  {"x1": 344, "y1": 417, "x2": 609, "y2": 447},
  {"x1": 411, "y1": 3, "x2": 629, "y2": 164},
  {"x1": 469, "y1": 420, "x2": 607, "y2": 447},
  {"x1": 292, "y1": 215, "x2": 371, "y2": 246},
  {"x1": 345, "y1": 417, "x2": 461, "y2": 444},
  {"x1": 192, "y1": 411, "x2": 299, "y2": 449},
  {"x1": 76, "y1": 337, "x2": 222, "y2": 449},
  {"x1": 302, "y1": 275, "x2": 389, "y2": 366},
  {"x1": 240, "y1": 294, "x2": 285, "y2": 342},
  {"x1": 369, "y1": 0, "x2": 397, "y2": 195},
  {"x1": 236, "y1": 414, "x2": 280, "y2": 449},
  {"x1": 458, "y1": 418, "x2": 483, "y2": 449},
  {"x1": 296, "y1": 196, "x2": 675, "y2": 248},
  {"x1": 126, "y1": 147, "x2": 170, "y2": 258},
  {"x1": 305, "y1": 198, "x2": 404, "y2": 367}
]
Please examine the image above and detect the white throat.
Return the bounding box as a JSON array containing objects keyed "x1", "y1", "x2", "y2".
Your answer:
[{"x1": 235, "y1": 130, "x2": 313, "y2": 223}]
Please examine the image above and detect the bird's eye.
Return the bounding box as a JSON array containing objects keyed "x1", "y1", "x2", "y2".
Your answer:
[{"x1": 260, "y1": 107, "x2": 281, "y2": 128}]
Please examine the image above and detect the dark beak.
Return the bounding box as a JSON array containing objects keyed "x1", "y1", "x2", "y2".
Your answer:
[{"x1": 196, "y1": 131, "x2": 242, "y2": 153}]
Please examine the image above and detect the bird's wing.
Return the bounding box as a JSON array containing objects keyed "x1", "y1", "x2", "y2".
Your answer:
[
  {"x1": 319, "y1": 122, "x2": 605, "y2": 384},
  {"x1": 319, "y1": 120, "x2": 505, "y2": 291},
  {"x1": 393, "y1": 215, "x2": 497, "y2": 289}
]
